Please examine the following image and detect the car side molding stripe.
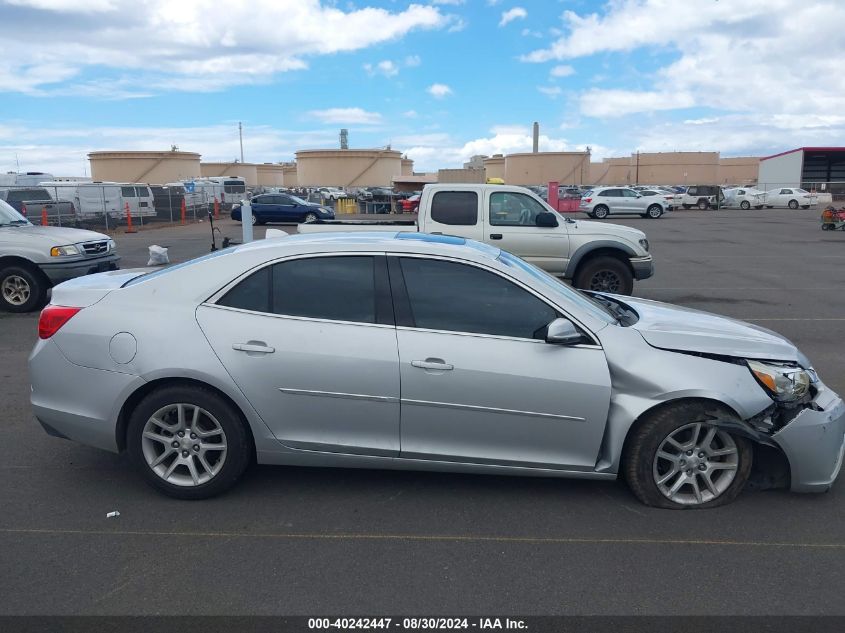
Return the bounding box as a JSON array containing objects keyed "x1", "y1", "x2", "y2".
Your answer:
[
  {"x1": 278, "y1": 388, "x2": 399, "y2": 404},
  {"x1": 401, "y1": 399, "x2": 586, "y2": 422}
]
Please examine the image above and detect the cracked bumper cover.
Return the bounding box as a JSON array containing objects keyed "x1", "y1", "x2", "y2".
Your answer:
[
  {"x1": 629, "y1": 255, "x2": 654, "y2": 280},
  {"x1": 772, "y1": 385, "x2": 845, "y2": 493}
]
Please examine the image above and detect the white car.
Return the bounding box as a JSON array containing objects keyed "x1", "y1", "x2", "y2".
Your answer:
[
  {"x1": 765, "y1": 188, "x2": 816, "y2": 209},
  {"x1": 724, "y1": 187, "x2": 767, "y2": 210},
  {"x1": 578, "y1": 187, "x2": 669, "y2": 219},
  {"x1": 318, "y1": 187, "x2": 347, "y2": 201}
]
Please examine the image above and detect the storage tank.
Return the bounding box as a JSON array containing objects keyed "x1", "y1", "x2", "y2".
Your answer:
[
  {"x1": 88, "y1": 150, "x2": 201, "y2": 184},
  {"x1": 483, "y1": 155, "x2": 505, "y2": 181},
  {"x1": 295, "y1": 149, "x2": 403, "y2": 187},
  {"x1": 200, "y1": 162, "x2": 259, "y2": 187},
  {"x1": 401, "y1": 158, "x2": 414, "y2": 176},
  {"x1": 281, "y1": 163, "x2": 298, "y2": 187},
  {"x1": 504, "y1": 151, "x2": 590, "y2": 185},
  {"x1": 256, "y1": 163, "x2": 286, "y2": 187}
]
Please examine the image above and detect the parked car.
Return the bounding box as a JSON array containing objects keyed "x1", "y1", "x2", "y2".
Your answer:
[
  {"x1": 0, "y1": 199, "x2": 119, "y2": 312},
  {"x1": 679, "y1": 185, "x2": 726, "y2": 210},
  {"x1": 231, "y1": 193, "x2": 335, "y2": 225},
  {"x1": 400, "y1": 194, "x2": 421, "y2": 213},
  {"x1": 637, "y1": 189, "x2": 678, "y2": 209},
  {"x1": 30, "y1": 231, "x2": 845, "y2": 507},
  {"x1": 0, "y1": 187, "x2": 75, "y2": 222},
  {"x1": 765, "y1": 188, "x2": 817, "y2": 209},
  {"x1": 318, "y1": 187, "x2": 347, "y2": 201},
  {"x1": 724, "y1": 187, "x2": 767, "y2": 210},
  {"x1": 299, "y1": 183, "x2": 653, "y2": 295},
  {"x1": 578, "y1": 187, "x2": 669, "y2": 219}
]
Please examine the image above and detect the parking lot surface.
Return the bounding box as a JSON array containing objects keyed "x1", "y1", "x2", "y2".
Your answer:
[{"x1": 2, "y1": 208, "x2": 844, "y2": 615}]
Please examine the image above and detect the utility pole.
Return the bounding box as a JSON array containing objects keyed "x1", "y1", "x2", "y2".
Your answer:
[
  {"x1": 635, "y1": 151, "x2": 640, "y2": 185},
  {"x1": 239, "y1": 122, "x2": 244, "y2": 163}
]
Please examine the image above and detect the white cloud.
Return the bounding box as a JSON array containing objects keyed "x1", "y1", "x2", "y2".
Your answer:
[
  {"x1": 404, "y1": 55, "x2": 422, "y2": 67},
  {"x1": 521, "y1": 28, "x2": 543, "y2": 38},
  {"x1": 580, "y1": 90, "x2": 695, "y2": 118},
  {"x1": 537, "y1": 86, "x2": 562, "y2": 98},
  {"x1": 447, "y1": 16, "x2": 467, "y2": 32},
  {"x1": 0, "y1": 0, "x2": 448, "y2": 95},
  {"x1": 550, "y1": 64, "x2": 575, "y2": 78},
  {"x1": 403, "y1": 110, "x2": 419, "y2": 118},
  {"x1": 307, "y1": 108, "x2": 383, "y2": 124},
  {"x1": 427, "y1": 83, "x2": 452, "y2": 98},
  {"x1": 499, "y1": 7, "x2": 527, "y2": 27},
  {"x1": 431, "y1": 0, "x2": 465, "y2": 4},
  {"x1": 364, "y1": 60, "x2": 399, "y2": 77}
]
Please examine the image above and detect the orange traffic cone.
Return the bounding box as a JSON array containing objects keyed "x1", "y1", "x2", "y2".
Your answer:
[
  {"x1": 180, "y1": 198, "x2": 187, "y2": 225},
  {"x1": 41, "y1": 206, "x2": 49, "y2": 226},
  {"x1": 213, "y1": 196, "x2": 220, "y2": 220},
  {"x1": 125, "y1": 202, "x2": 137, "y2": 234}
]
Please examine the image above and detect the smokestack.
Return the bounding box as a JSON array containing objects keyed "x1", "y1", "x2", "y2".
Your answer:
[{"x1": 532, "y1": 122, "x2": 539, "y2": 153}]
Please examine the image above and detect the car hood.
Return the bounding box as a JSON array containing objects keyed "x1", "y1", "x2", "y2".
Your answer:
[
  {"x1": 567, "y1": 219, "x2": 646, "y2": 242},
  {"x1": 0, "y1": 224, "x2": 110, "y2": 245},
  {"x1": 615, "y1": 295, "x2": 801, "y2": 362}
]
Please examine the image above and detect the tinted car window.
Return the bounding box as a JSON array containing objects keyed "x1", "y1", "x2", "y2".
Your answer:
[
  {"x1": 399, "y1": 258, "x2": 557, "y2": 339},
  {"x1": 430, "y1": 191, "x2": 478, "y2": 225},
  {"x1": 621, "y1": 189, "x2": 638, "y2": 198},
  {"x1": 272, "y1": 256, "x2": 376, "y2": 324},
  {"x1": 218, "y1": 266, "x2": 271, "y2": 313},
  {"x1": 489, "y1": 192, "x2": 549, "y2": 226}
]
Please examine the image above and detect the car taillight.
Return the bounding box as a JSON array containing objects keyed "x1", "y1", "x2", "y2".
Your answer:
[
  {"x1": 38, "y1": 305, "x2": 82, "y2": 339},
  {"x1": 584, "y1": 197, "x2": 592, "y2": 203}
]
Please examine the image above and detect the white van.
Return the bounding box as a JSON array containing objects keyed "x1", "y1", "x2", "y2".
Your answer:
[
  {"x1": 181, "y1": 177, "x2": 247, "y2": 210},
  {"x1": 40, "y1": 181, "x2": 154, "y2": 219},
  {"x1": 0, "y1": 172, "x2": 55, "y2": 187}
]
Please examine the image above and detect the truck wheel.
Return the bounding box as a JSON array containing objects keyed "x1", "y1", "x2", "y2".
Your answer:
[
  {"x1": 740, "y1": 201, "x2": 750, "y2": 210},
  {"x1": 788, "y1": 200, "x2": 799, "y2": 209},
  {"x1": 623, "y1": 401, "x2": 753, "y2": 509},
  {"x1": 573, "y1": 256, "x2": 634, "y2": 295},
  {"x1": 0, "y1": 265, "x2": 48, "y2": 313},
  {"x1": 592, "y1": 205, "x2": 609, "y2": 219},
  {"x1": 697, "y1": 199, "x2": 709, "y2": 210}
]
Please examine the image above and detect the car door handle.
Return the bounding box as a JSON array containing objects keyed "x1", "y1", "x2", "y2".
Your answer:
[
  {"x1": 489, "y1": 233, "x2": 502, "y2": 240},
  {"x1": 411, "y1": 358, "x2": 454, "y2": 371},
  {"x1": 232, "y1": 342, "x2": 275, "y2": 354}
]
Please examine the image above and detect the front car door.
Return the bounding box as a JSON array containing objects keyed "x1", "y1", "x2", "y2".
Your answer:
[
  {"x1": 389, "y1": 255, "x2": 612, "y2": 469},
  {"x1": 486, "y1": 190, "x2": 569, "y2": 275},
  {"x1": 620, "y1": 188, "x2": 643, "y2": 212},
  {"x1": 196, "y1": 254, "x2": 400, "y2": 456}
]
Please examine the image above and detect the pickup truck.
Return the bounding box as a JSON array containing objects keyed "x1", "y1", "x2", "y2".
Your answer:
[
  {"x1": 0, "y1": 199, "x2": 119, "y2": 312},
  {"x1": 0, "y1": 187, "x2": 76, "y2": 224},
  {"x1": 298, "y1": 183, "x2": 653, "y2": 295}
]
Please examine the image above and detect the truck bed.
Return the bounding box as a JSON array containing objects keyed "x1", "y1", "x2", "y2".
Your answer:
[{"x1": 298, "y1": 219, "x2": 417, "y2": 233}]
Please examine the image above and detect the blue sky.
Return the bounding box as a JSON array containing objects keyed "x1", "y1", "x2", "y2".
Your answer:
[{"x1": 1, "y1": 0, "x2": 843, "y2": 175}]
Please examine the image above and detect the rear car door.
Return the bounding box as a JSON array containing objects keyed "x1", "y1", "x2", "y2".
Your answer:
[
  {"x1": 389, "y1": 255, "x2": 611, "y2": 469},
  {"x1": 486, "y1": 190, "x2": 569, "y2": 275},
  {"x1": 196, "y1": 254, "x2": 401, "y2": 456},
  {"x1": 422, "y1": 190, "x2": 484, "y2": 241}
]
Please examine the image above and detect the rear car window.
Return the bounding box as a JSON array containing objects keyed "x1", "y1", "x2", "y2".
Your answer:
[{"x1": 430, "y1": 191, "x2": 478, "y2": 226}]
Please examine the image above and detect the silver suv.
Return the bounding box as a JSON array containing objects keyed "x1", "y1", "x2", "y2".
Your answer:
[{"x1": 579, "y1": 187, "x2": 668, "y2": 219}]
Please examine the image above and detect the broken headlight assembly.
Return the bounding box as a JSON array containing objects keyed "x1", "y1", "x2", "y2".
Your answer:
[{"x1": 747, "y1": 360, "x2": 813, "y2": 403}]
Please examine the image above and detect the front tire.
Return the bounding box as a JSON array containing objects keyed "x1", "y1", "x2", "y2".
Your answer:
[
  {"x1": 740, "y1": 200, "x2": 751, "y2": 210},
  {"x1": 304, "y1": 212, "x2": 319, "y2": 223},
  {"x1": 788, "y1": 199, "x2": 799, "y2": 209},
  {"x1": 646, "y1": 204, "x2": 663, "y2": 219},
  {"x1": 697, "y1": 199, "x2": 709, "y2": 210},
  {"x1": 623, "y1": 402, "x2": 753, "y2": 509},
  {"x1": 0, "y1": 265, "x2": 48, "y2": 313},
  {"x1": 592, "y1": 205, "x2": 609, "y2": 219},
  {"x1": 127, "y1": 385, "x2": 252, "y2": 499},
  {"x1": 573, "y1": 255, "x2": 634, "y2": 295}
]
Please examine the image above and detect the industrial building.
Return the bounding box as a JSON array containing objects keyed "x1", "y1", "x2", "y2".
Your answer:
[
  {"x1": 88, "y1": 150, "x2": 201, "y2": 184},
  {"x1": 758, "y1": 147, "x2": 845, "y2": 196}
]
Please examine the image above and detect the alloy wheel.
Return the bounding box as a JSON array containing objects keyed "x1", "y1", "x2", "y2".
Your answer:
[
  {"x1": 1, "y1": 275, "x2": 31, "y2": 306},
  {"x1": 141, "y1": 403, "x2": 228, "y2": 487},
  {"x1": 589, "y1": 270, "x2": 622, "y2": 292},
  {"x1": 652, "y1": 422, "x2": 738, "y2": 506},
  {"x1": 304, "y1": 212, "x2": 318, "y2": 223}
]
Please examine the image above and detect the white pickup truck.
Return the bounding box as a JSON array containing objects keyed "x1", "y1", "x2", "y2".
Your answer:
[{"x1": 298, "y1": 184, "x2": 653, "y2": 295}]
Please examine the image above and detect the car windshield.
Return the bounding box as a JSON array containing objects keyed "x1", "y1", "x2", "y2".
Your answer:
[
  {"x1": 0, "y1": 200, "x2": 31, "y2": 226},
  {"x1": 496, "y1": 250, "x2": 616, "y2": 325},
  {"x1": 288, "y1": 195, "x2": 308, "y2": 205}
]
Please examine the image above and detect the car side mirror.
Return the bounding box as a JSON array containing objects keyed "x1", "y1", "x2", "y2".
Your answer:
[
  {"x1": 635, "y1": 194, "x2": 642, "y2": 198},
  {"x1": 545, "y1": 318, "x2": 583, "y2": 346},
  {"x1": 535, "y1": 212, "x2": 559, "y2": 228}
]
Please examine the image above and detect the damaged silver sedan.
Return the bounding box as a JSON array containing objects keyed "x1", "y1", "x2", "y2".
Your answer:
[{"x1": 29, "y1": 232, "x2": 845, "y2": 508}]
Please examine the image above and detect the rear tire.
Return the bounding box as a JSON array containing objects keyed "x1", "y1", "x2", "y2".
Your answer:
[
  {"x1": 573, "y1": 255, "x2": 634, "y2": 295},
  {"x1": 623, "y1": 401, "x2": 753, "y2": 509},
  {"x1": 788, "y1": 199, "x2": 799, "y2": 209},
  {"x1": 593, "y1": 205, "x2": 609, "y2": 219},
  {"x1": 697, "y1": 199, "x2": 709, "y2": 210},
  {"x1": 127, "y1": 385, "x2": 252, "y2": 500},
  {"x1": 0, "y1": 265, "x2": 48, "y2": 313}
]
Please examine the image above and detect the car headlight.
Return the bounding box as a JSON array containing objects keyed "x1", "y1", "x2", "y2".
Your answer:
[
  {"x1": 638, "y1": 238, "x2": 650, "y2": 252},
  {"x1": 50, "y1": 244, "x2": 81, "y2": 257},
  {"x1": 107, "y1": 239, "x2": 116, "y2": 252},
  {"x1": 747, "y1": 360, "x2": 811, "y2": 402}
]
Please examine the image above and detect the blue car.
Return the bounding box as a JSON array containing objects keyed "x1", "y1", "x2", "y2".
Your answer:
[{"x1": 231, "y1": 193, "x2": 335, "y2": 225}]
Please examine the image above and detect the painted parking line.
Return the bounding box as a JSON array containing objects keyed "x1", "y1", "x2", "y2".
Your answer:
[{"x1": 2, "y1": 527, "x2": 844, "y2": 550}]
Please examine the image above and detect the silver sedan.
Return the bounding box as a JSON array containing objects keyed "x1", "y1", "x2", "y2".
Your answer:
[{"x1": 29, "y1": 232, "x2": 845, "y2": 508}]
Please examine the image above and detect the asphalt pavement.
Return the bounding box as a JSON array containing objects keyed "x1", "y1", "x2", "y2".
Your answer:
[{"x1": 1, "y1": 208, "x2": 844, "y2": 615}]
